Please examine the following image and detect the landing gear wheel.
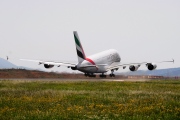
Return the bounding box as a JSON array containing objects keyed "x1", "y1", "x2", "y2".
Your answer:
[
  {"x1": 110, "y1": 74, "x2": 112, "y2": 77},
  {"x1": 110, "y1": 69, "x2": 115, "y2": 77},
  {"x1": 100, "y1": 75, "x2": 106, "y2": 78},
  {"x1": 84, "y1": 73, "x2": 96, "y2": 77},
  {"x1": 89, "y1": 73, "x2": 96, "y2": 77},
  {"x1": 84, "y1": 73, "x2": 88, "y2": 77},
  {"x1": 100, "y1": 73, "x2": 106, "y2": 78},
  {"x1": 110, "y1": 74, "x2": 115, "y2": 77},
  {"x1": 92, "y1": 75, "x2": 96, "y2": 77}
]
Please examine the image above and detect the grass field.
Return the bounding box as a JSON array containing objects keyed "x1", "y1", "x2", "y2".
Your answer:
[{"x1": 0, "y1": 79, "x2": 180, "y2": 120}]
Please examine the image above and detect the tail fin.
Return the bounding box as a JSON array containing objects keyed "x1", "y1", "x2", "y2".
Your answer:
[{"x1": 73, "y1": 31, "x2": 86, "y2": 63}]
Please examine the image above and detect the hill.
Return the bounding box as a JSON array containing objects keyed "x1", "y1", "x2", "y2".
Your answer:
[
  {"x1": 119, "y1": 67, "x2": 180, "y2": 77},
  {"x1": 0, "y1": 58, "x2": 17, "y2": 69}
]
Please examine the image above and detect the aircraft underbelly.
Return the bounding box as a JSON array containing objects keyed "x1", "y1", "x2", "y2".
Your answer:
[{"x1": 78, "y1": 66, "x2": 107, "y2": 73}]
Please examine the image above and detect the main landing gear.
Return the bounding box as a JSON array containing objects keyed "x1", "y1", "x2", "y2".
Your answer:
[
  {"x1": 84, "y1": 72, "x2": 116, "y2": 78},
  {"x1": 84, "y1": 73, "x2": 96, "y2": 77},
  {"x1": 99, "y1": 73, "x2": 106, "y2": 78},
  {"x1": 109, "y1": 74, "x2": 115, "y2": 77},
  {"x1": 109, "y1": 70, "x2": 115, "y2": 77}
]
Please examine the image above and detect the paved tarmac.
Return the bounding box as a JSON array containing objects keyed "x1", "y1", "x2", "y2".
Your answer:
[{"x1": 0, "y1": 78, "x2": 150, "y2": 82}]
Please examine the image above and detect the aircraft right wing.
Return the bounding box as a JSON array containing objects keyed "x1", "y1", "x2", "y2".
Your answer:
[{"x1": 107, "y1": 59, "x2": 174, "y2": 72}]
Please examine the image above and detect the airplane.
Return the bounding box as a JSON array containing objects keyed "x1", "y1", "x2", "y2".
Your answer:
[{"x1": 20, "y1": 31, "x2": 174, "y2": 78}]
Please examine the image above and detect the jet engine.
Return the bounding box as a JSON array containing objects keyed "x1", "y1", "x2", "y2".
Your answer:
[
  {"x1": 71, "y1": 66, "x2": 77, "y2": 70},
  {"x1": 129, "y1": 65, "x2": 140, "y2": 71},
  {"x1": 146, "y1": 63, "x2": 157, "y2": 70},
  {"x1": 44, "y1": 64, "x2": 54, "y2": 69}
]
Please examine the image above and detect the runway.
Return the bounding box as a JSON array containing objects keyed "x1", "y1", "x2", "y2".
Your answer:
[{"x1": 0, "y1": 78, "x2": 150, "y2": 82}]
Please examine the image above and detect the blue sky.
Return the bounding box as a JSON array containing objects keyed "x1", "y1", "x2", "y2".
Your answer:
[{"x1": 0, "y1": 0, "x2": 179, "y2": 73}]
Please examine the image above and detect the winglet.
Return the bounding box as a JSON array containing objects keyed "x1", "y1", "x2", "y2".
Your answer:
[{"x1": 172, "y1": 58, "x2": 174, "y2": 63}]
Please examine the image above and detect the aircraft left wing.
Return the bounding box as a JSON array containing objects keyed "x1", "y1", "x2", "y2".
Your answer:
[
  {"x1": 107, "y1": 59, "x2": 174, "y2": 72},
  {"x1": 20, "y1": 59, "x2": 77, "y2": 68}
]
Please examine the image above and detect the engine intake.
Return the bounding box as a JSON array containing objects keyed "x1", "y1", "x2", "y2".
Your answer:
[
  {"x1": 71, "y1": 66, "x2": 77, "y2": 70},
  {"x1": 146, "y1": 63, "x2": 157, "y2": 70},
  {"x1": 44, "y1": 64, "x2": 54, "y2": 69},
  {"x1": 129, "y1": 65, "x2": 140, "y2": 71}
]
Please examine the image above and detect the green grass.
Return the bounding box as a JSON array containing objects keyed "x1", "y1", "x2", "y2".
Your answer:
[{"x1": 0, "y1": 79, "x2": 180, "y2": 120}]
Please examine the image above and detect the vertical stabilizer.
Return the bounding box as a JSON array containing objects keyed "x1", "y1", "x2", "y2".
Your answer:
[{"x1": 73, "y1": 31, "x2": 86, "y2": 63}]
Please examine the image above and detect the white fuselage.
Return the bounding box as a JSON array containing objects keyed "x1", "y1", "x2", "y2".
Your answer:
[{"x1": 76, "y1": 49, "x2": 121, "y2": 73}]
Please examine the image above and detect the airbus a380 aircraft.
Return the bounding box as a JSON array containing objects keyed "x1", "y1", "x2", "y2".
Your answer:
[{"x1": 21, "y1": 31, "x2": 174, "y2": 77}]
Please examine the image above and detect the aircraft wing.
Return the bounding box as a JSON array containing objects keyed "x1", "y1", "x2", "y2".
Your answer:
[
  {"x1": 20, "y1": 59, "x2": 77, "y2": 67},
  {"x1": 107, "y1": 59, "x2": 174, "y2": 71}
]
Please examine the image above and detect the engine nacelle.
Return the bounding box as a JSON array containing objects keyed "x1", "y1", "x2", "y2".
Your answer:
[
  {"x1": 146, "y1": 63, "x2": 157, "y2": 70},
  {"x1": 71, "y1": 66, "x2": 77, "y2": 70},
  {"x1": 44, "y1": 64, "x2": 54, "y2": 69},
  {"x1": 129, "y1": 65, "x2": 140, "y2": 71}
]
